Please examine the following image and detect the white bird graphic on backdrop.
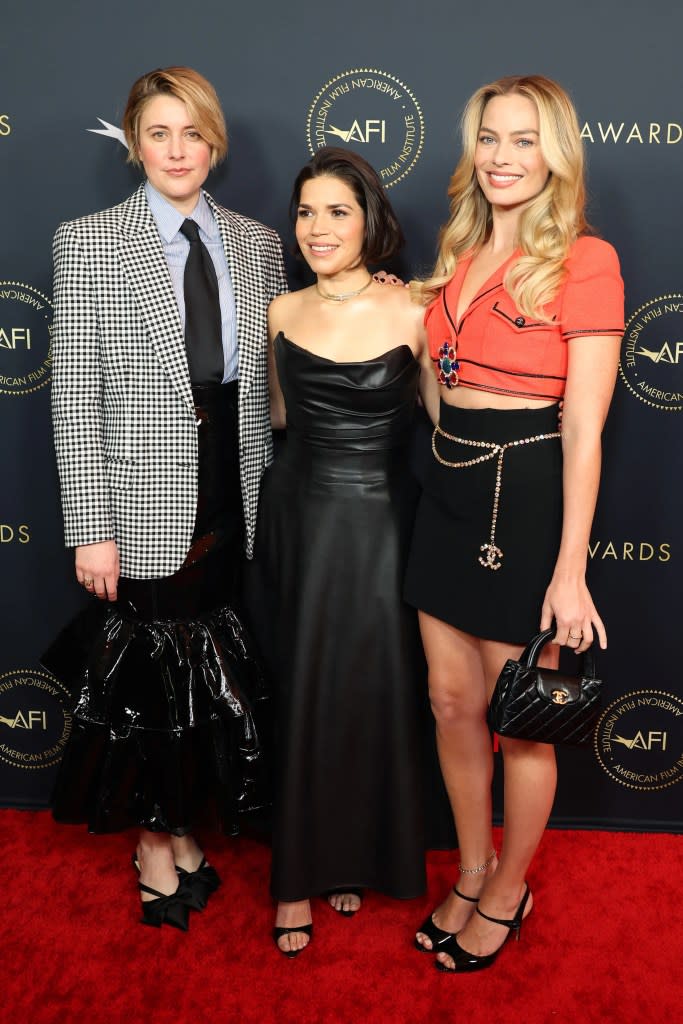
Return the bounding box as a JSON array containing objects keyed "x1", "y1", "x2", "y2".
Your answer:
[{"x1": 87, "y1": 118, "x2": 127, "y2": 147}]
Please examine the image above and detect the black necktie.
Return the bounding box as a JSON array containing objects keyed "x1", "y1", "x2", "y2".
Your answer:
[{"x1": 179, "y1": 219, "x2": 224, "y2": 385}]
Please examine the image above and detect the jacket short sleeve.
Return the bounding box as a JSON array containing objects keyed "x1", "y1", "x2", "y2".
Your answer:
[{"x1": 560, "y1": 236, "x2": 625, "y2": 340}]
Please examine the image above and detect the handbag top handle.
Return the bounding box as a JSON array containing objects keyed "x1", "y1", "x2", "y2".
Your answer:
[{"x1": 521, "y1": 628, "x2": 597, "y2": 678}]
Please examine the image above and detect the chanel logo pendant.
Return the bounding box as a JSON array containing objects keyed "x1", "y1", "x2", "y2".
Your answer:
[
  {"x1": 478, "y1": 542, "x2": 503, "y2": 571},
  {"x1": 431, "y1": 427, "x2": 561, "y2": 573}
]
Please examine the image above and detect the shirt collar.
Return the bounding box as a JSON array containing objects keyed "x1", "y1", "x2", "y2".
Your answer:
[{"x1": 145, "y1": 182, "x2": 218, "y2": 243}]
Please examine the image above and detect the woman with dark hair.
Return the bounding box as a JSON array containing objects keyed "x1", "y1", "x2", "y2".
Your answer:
[{"x1": 250, "y1": 147, "x2": 439, "y2": 956}]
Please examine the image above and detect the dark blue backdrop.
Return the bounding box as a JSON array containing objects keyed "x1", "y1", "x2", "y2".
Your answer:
[{"x1": 1, "y1": 0, "x2": 681, "y2": 829}]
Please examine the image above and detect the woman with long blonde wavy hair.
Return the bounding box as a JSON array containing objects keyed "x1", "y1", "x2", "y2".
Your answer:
[{"x1": 404, "y1": 75, "x2": 624, "y2": 973}]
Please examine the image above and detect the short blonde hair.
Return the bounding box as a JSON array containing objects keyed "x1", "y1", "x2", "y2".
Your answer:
[
  {"x1": 414, "y1": 75, "x2": 587, "y2": 319},
  {"x1": 122, "y1": 66, "x2": 228, "y2": 169}
]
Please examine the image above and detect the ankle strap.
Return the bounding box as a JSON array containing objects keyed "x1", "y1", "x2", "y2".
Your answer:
[
  {"x1": 476, "y1": 906, "x2": 515, "y2": 927},
  {"x1": 476, "y1": 885, "x2": 530, "y2": 928},
  {"x1": 452, "y1": 886, "x2": 479, "y2": 904},
  {"x1": 138, "y1": 881, "x2": 173, "y2": 899}
]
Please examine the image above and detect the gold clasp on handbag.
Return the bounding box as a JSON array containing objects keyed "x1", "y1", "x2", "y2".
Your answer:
[{"x1": 551, "y1": 688, "x2": 570, "y2": 705}]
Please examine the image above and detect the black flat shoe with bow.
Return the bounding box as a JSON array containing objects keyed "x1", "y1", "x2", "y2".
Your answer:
[
  {"x1": 131, "y1": 852, "x2": 196, "y2": 925},
  {"x1": 138, "y1": 881, "x2": 192, "y2": 931},
  {"x1": 176, "y1": 857, "x2": 222, "y2": 910}
]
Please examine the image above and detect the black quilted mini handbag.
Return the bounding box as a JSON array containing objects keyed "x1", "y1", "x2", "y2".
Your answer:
[{"x1": 489, "y1": 629, "x2": 603, "y2": 747}]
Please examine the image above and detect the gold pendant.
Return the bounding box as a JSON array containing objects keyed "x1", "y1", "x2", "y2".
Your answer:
[{"x1": 479, "y1": 542, "x2": 503, "y2": 571}]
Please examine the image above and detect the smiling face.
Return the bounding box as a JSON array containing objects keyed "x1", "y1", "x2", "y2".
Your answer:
[
  {"x1": 474, "y1": 93, "x2": 550, "y2": 211},
  {"x1": 137, "y1": 94, "x2": 212, "y2": 214},
  {"x1": 295, "y1": 175, "x2": 366, "y2": 278}
]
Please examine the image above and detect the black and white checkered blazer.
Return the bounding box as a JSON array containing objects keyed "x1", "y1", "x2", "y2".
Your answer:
[{"x1": 51, "y1": 183, "x2": 287, "y2": 578}]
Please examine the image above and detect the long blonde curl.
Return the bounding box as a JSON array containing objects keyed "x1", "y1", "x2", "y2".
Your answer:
[{"x1": 413, "y1": 75, "x2": 588, "y2": 320}]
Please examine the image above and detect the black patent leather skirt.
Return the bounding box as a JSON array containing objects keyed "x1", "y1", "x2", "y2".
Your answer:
[{"x1": 43, "y1": 382, "x2": 272, "y2": 836}]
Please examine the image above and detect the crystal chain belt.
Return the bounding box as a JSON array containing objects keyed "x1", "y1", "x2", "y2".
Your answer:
[{"x1": 431, "y1": 424, "x2": 561, "y2": 571}]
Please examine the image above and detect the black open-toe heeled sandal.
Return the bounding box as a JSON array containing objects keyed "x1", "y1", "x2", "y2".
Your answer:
[
  {"x1": 272, "y1": 924, "x2": 313, "y2": 958},
  {"x1": 435, "y1": 884, "x2": 531, "y2": 974},
  {"x1": 414, "y1": 886, "x2": 479, "y2": 952},
  {"x1": 326, "y1": 888, "x2": 363, "y2": 918}
]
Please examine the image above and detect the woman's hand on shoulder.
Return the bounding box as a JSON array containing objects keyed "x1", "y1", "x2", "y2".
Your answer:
[
  {"x1": 540, "y1": 575, "x2": 606, "y2": 653},
  {"x1": 373, "y1": 270, "x2": 406, "y2": 287},
  {"x1": 75, "y1": 540, "x2": 120, "y2": 602}
]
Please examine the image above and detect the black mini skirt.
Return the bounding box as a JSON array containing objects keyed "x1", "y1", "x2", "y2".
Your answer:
[{"x1": 404, "y1": 400, "x2": 563, "y2": 645}]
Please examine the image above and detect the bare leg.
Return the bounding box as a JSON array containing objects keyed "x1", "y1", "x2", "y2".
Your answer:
[
  {"x1": 416, "y1": 613, "x2": 497, "y2": 949},
  {"x1": 436, "y1": 639, "x2": 557, "y2": 969},
  {"x1": 274, "y1": 899, "x2": 313, "y2": 954},
  {"x1": 136, "y1": 830, "x2": 179, "y2": 900},
  {"x1": 171, "y1": 833, "x2": 204, "y2": 872}
]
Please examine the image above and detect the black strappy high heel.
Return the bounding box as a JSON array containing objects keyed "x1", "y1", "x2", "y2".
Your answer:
[
  {"x1": 414, "y1": 887, "x2": 479, "y2": 952},
  {"x1": 326, "y1": 888, "x2": 363, "y2": 918},
  {"x1": 435, "y1": 884, "x2": 531, "y2": 973},
  {"x1": 272, "y1": 924, "x2": 313, "y2": 958}
]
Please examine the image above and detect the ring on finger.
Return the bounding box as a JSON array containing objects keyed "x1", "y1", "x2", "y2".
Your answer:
[
  {"x1": 83, "y1": 578, "x2": 94, "y2": 587},
  {"x1": 568, "y1": 631, "x2": 582, "y2": 640}
]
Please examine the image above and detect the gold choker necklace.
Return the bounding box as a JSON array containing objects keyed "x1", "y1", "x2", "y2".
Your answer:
[{"x1": 316, "y1": 276, "x2": 373, "y2": 302}]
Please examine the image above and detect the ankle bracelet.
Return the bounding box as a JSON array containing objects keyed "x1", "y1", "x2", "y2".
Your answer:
[{"x1": 459, "y1": 850, "x2": 497, "y2": 875}]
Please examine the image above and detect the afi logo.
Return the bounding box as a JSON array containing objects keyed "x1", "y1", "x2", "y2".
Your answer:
[
  {"x1": 326, "y1": 120, "x2": 387, "y2": 144},
  {"x1": 613, "y1": 730, "x2": 667, "y2": 751},
  {"x1": 0, "y1": 327, "x2": 31, "y2": 350},
  {"x1": 0, "y1": 710, "x2": 47, "y2": 730},
  {"x1": 636, "y1": 341, "x2": 683, "y2": 364}
]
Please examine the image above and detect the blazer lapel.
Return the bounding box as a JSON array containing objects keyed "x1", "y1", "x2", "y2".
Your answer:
[
  {"x1": 461, "y1": 250, "x2": 520, "y2": 327},
  {"x1": 117, "y1": 184, "x2": 194, "y2": 412},
  {"x1": 205, "y1": 192, "x2": 262, "y2": 401}
]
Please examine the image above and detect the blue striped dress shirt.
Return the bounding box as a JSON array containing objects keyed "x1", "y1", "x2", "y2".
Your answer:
[{"x1": 145, "y1": 181, "x2": 238, "y2": 382}]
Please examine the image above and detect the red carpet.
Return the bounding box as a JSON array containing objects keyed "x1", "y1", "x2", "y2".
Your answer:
[{"x1": 3, "y1": 810, "x2": 681, "y2": 1023}]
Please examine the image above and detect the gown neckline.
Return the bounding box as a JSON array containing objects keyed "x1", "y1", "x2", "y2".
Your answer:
[{"x1": 277, "y1": 332, "x2": 416, "y2": 367}]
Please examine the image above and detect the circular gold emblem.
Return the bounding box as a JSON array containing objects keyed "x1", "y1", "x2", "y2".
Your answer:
[
  {"x1": 619, "y1": 295, "x2": 683, "y2": 412},
  {"x1": 594, "y1": 689, "x2": 683, "y2": 791},
  {"x1": 0, "y1": 281, "x2": 53, "y2": 396},
  {"x1": 0, "y1": 669, "x2": 71, "y2": 770},
  {"x1": 306, "y1": 69, "x2": 424, "y2": 188}
]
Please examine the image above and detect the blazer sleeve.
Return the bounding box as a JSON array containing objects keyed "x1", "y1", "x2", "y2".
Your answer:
[
  {"x1": 51, "y1": 221, "x2": 114, "y2": 547},
  {"x1": 263, "y1": 228, "x2": 288, "y2": 302}
]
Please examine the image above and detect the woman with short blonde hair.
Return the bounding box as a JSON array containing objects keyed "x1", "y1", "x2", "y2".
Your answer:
[
  {"x1": 45, "y1": 65, "x2": 285, "y2": 931},
  {"x1": 122, "y1": 65, "x2": 228, "y2": 167}
]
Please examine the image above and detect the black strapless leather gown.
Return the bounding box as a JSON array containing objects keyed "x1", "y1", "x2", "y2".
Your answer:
[{"x1": 251, "y1": 334, "x2": 428, "y2": 900}]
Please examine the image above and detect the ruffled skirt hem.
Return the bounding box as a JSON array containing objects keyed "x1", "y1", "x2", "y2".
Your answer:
[{"x1": 42, "y1": 598, "x2": 272, "y2": 836}]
